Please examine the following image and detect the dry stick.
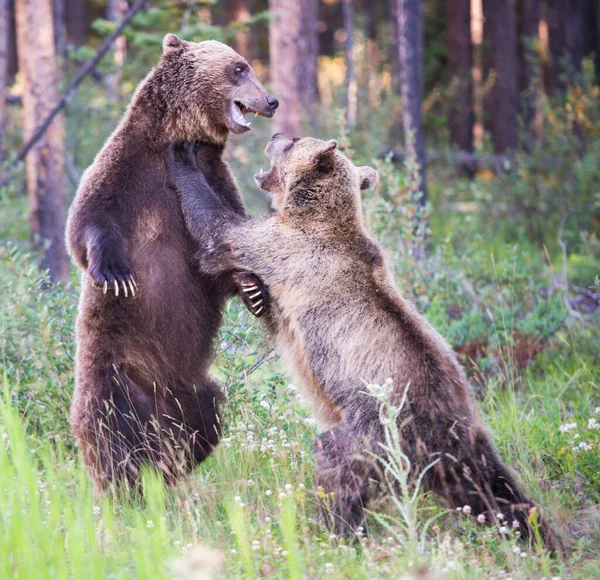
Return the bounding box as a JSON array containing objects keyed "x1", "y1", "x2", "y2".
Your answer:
[{"x1": 0, "y1": 0, "x2": 147, "y2": 190}]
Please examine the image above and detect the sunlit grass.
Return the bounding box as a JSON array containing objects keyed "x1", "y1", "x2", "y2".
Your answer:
[{"x1": 1, "y1": 329, "x2": 599, "y2": 579}]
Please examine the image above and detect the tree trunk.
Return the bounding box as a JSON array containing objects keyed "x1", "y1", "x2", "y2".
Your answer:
[
  {"x1": 105, "y1": 0, "x2": 128, "y2": 104},
  {"x1": 298, "y1": 0, "x2": 319, "y2": 124},
  {"x1": 447, "y1": 0, "x2": 474, "y2": 157},
  {"x1": 581, "y1": 0, "x2": 600, "y2": 78},
  {"x1": 341, "y1": 0, "x2": 356, "y2": 127},
  {"x1": 217, "y1": 0, "x2": 255, "y2": 59},
  {"x1": 7, "y1": 0, "x2": 16, "y2": 77},
  {"x1": 269, "y1": 0, "x2": 318, "y2": 136},
  {"x1": 389, "y1": 0, "x2": 402, "y2": 94},
  {"x1": 545, "y1": 0, "x2": 570, "y2": 93},
  {"x1": 0, "y1": 0, "x2": 8, "y2": 164},
  {"x1": 53, "y1": 0, "x2": 66, "y2": 58},
  {"x1": 365, "y1": 0, "x2": 382, "y2": 107},
  {"x1": 518, "y1": 0, "x2": 539, "y2": 136},
  {"x1": 482, "y1": 0, "x2": 518, "y2": 153},
  {"x1": 15, "y1": 0, "x2": 67, "y2": 283},
  {"x1": 65, "y1": 0, "x2": 86, "y2": 47},
  {"x1": 397, "y1": 0, "x2": 427, "y2": 201}
]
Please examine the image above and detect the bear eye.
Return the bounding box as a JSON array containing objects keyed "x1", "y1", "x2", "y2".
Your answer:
[{"x1": 234, "y1": 65, "x2": 245, "y2": 75}]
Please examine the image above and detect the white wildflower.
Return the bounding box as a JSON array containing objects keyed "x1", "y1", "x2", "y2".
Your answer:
[{"x1": 477, "y1": 514, "x2": 486, "y2": 523}]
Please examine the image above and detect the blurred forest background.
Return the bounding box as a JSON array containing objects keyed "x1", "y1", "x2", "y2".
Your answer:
[
  {"x1": 0, "y1": 2, "x2": 600, "y2": 577},
  {"x1": 0, "y1": 0, "x2": 599, "y2": 284}
]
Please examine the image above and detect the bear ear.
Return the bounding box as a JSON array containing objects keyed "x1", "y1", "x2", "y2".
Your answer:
[
  {"x1": 358, "y1": 166, "x2": 378, "y2": 190},
  {"x1": 314, "y1": 139, "x2": 338, "y2": 172},
  {"x1": 163, "y1": 33, "x2": 187, "y2": 54}
]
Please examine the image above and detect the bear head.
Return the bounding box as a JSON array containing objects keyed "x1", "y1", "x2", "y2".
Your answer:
[
  {"x1": 148, "y1": 34, "x2": 278, "y2": 143},
  {"x1": 254, "y1": 134, "x2": 378, "y2": 220}
]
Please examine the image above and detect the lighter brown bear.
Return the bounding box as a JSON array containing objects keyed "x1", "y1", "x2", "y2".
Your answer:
[
  {"x1": 66, "y1": 35, "x2": 277, "y2": 490},
  {"x1": 166, "y1": 135, "x2": 562, "y2": 552}
]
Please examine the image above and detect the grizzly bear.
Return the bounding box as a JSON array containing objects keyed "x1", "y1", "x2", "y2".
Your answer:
[
  {"x1": 165, "y1": 135, "x2": 561, "y2": 551},
  {"x1": 65, "y1": 34, "x2": 277, "y2": 490}
]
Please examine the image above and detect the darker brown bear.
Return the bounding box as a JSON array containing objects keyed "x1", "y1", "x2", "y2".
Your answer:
[
  {"x1": 66, "y1": 34, "x2": 277, "y2": 490},
  {"x1": 165, "y1": 135, "x2": 562, "y2": 552}
]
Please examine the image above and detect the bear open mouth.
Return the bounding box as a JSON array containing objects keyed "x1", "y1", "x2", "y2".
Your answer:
[
  {"x1": 254, "y1": 167, "x2": 273, "y2": 190},
  {"x1": 230, "y1": 101, "x2": 272, "y2": 131}
]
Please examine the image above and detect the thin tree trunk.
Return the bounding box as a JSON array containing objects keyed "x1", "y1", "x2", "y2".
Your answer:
[
  {"x1": 341, "y1": 0, "x2": 357, "y2": 126},
  {"x1": 389, "y1": 0, "x2": 401, "y2": 94},
  {"x1": 545, "y1": 0, "x2": 570, "y2": 94},
  {"x1": 298, "y1": 0, "x2": 319, "y2": 124},
  {"x1": 269, "y1": 0, "x2": 318, "y2": 136},
  {"x1": 0, "y1": 0, "x2": 8, "y2": 163},
  {"x1": 447, "y1": 0, "x2": 474, "y2": 158},
  {"x1": 397, "y1": 0, "x2": 427, "y2": 201},
  {"x1": 15, "y1": 0, "x2": 67, "y2": 283},
  {"x1": 482, "y1": 0, "x2": 518, "y2": 153},
  {"x1": 65, "y1": 0, "x2": 86, "y2": 47},
  {"x1": 105, "y1": 0, "x2": 128, "y2": 103},
  {"x1": 518, "y1": 0, "x2": 539, "y2": 136},
  {"x1": 365, "y1": 1, "x2": 382, "y2": 107},
  {"x1": 218, "y1": 0, "x2": 255, "y2": 59},
  {"x1": 53, "y1": 0, "x2": 66, "y2": 58},
  {"x1": 269, "y1": 0, "x2": 301, "y2": 136}
]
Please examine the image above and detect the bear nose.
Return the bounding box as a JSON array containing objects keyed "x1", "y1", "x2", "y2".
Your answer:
[
  {"x1": 266, "y1": 96, "x2": 279, "y2": 110},
  {"x1": 271, "y1": 133, "x2": 283, "y2": 140}
]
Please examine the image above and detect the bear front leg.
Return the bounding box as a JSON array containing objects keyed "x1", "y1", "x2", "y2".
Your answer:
[{"x1": 164, "y1": 142, "x2": 240, "y2": 253}]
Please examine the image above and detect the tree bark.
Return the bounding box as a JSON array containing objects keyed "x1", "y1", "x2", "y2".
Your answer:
[
  {"x1": 517, "y1": 0, "x2": 539, "y2": 135},
  {"x1": 397, "y1": 0, "x2": 427, "y2": 201},
  {"x1": 105, "y1": 0, "x2": 128, "y2": 103},
  {"x1": 447, "y1": 0, "x2": 474, "y2": 156},
  {"x1": 341, "y1": 0, "x2": 357, "y2": 127},
  {"x1": 65, "y1": 0, "x2": 86, "y2": 47},
  {"x1": 15, "y1": 0, "x2": 67, "y2": 283},
  {"x1": 0, "y1": 0, "x2": 8, "y2": 163},
  {"x1": 217, "y1": 0, "x2": 255, "y2": 59},
  {"x1": 365, "y1": 0, "x2": 382, "y2": 106},
  {"x1": 482, "y1": 0, "x2": 518, "y2": 153},
  {"x1": 389, "y1": 0, "x2": 402, "y2": 94},
  {"x1": 298, "y1": 0, "x2": 319, "y2": 124},
  {"x1": 53, "y1": 0, "x2": 66, "y2": 58},
  {"x1": 545, "y1": 0, "x2": 571, "y2": 93},
  {"x1": 269, "y1": 0, "x2": 318, "y2": 136}
]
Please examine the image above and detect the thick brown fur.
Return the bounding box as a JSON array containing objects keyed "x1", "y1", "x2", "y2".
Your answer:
[
  {"x1": 166, "y1": 135, "x2": 562, "y2": 552},
  {"x1": 66, "y1": 35, "x2": 277, "y2": 490}
]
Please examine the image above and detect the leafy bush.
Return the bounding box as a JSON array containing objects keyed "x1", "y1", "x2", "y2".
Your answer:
[{"x1": 0, "y1": 244, "x2": 76, "y2": 442}]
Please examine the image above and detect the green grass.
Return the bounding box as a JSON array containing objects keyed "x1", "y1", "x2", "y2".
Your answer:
[{"x1": 1, "y1": 313, "x2": 599, "y2": 578}]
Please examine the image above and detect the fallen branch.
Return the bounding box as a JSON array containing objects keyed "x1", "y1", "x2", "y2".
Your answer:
[{"x1": 0, "y1": 0, "x2": 147, "y2": 189}]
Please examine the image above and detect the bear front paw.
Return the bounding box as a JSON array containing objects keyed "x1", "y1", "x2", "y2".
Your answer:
[
  {"x1": 233, "y1": 272, "x2": 269, "y2": 318},
  {"x1": 89, "y1": 256, "x2": 137, "y2": 298}
]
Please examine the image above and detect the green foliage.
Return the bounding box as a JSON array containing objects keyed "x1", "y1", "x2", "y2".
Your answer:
[
  {"x1": 0, "y1": 244, "x2": 76, "y2": 442},
  {"x1": 484, "y1": 58, "x2": 600, "y2": 251}
]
